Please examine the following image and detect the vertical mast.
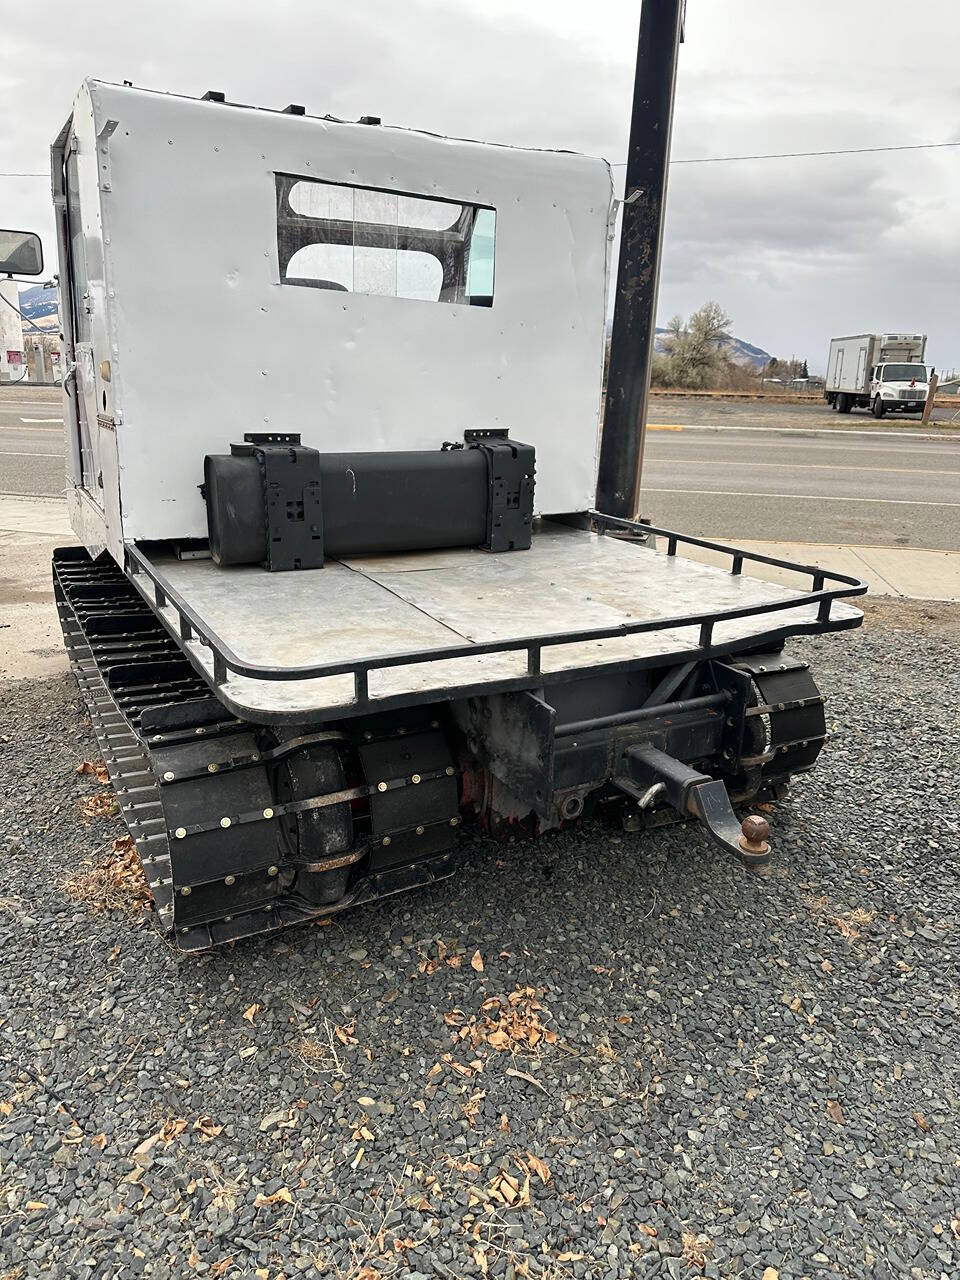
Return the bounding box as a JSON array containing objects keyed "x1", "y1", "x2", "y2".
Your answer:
[{"x1": 595, "y1": 0, "x2": 685, "y2": 518}]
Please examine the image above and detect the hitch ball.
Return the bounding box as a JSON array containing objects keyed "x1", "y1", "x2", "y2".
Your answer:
[{"x1": 739, "y1": 814, "x2": 771, "y2": 864}]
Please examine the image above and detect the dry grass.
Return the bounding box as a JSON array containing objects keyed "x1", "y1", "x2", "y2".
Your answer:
[
  {"x1": 63, "y1": 835, "x2": 152, "y2": 916},
  {"x1": 682, "y1": 1232, "x2": 713, "y2": 1269}
]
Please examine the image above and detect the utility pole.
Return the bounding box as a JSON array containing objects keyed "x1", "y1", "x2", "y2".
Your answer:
[{"x1": 595, "y1": 0, "x2": 685, "y2": 519}]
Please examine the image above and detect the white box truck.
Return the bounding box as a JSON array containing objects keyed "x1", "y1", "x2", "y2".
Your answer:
[{"x1": 824, "y1": 333, "x2": 928, "y2": 417}]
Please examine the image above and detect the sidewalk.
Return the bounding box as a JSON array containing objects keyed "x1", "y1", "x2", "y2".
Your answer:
[{"x1": 1, "y1": 495, "x2": 957, "y2": 683}]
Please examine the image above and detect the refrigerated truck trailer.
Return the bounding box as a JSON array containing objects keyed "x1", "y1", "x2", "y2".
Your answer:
[
  {"x1": 824, "y1": 333, "x2": 929, "y2": 417},
  {"x1": 0, "y1": 1, "x2": 866, "y2": 951}
]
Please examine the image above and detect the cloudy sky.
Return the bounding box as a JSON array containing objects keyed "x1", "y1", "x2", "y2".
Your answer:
[{"x1": 3, "y1": 0, "x2": 959, "y2": 372}]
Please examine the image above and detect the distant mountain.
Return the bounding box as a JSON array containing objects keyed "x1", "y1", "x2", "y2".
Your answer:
[
  {"x1": 654, "y1": 326, "x2": 771, "y2": 369},
  {"x1": 18, "y1": 283, "x2": 60, "y2": 321}
]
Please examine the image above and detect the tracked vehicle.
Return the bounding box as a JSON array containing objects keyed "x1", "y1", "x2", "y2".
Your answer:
[{"x1": 34, "y1": 2, "x2": 864, "y2": 949}]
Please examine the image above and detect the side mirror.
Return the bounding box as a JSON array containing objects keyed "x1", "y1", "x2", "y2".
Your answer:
[{"x1": 0, "y1": 229, "x2": 43, "y2": 276}]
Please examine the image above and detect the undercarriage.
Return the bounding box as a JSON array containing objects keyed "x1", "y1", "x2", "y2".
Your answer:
[{"x1": 55, "y1": 537, "x2": 852, "y2": 952}]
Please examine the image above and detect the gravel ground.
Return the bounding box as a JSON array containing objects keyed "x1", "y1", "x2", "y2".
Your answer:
[{"x1": 1, "y1": 602, "x2": 958, "y2": 1280}]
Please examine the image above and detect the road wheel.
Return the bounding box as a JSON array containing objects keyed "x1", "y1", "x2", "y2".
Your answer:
[
  {"x1": 837, "y1": 393, "x2": 852, "y2": 414},
  {"x1": 872, "y1": 396, "x2": 886, "y2": 419}
]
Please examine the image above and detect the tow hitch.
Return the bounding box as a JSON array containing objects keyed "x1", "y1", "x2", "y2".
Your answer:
[{"x1": 617, "y1": 744, "x2": 772, "y2": 867}]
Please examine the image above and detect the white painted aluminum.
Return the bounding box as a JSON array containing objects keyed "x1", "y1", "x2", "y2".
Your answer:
[
  {"x1": 55, "y1": 81, "x2": 615, "y2": 556},
  {"x1": 148, "y1": 522, "x2": 861, "y2": 718}
]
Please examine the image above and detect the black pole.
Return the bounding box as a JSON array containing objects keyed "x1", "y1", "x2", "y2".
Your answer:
[{"x1": 595, "y1": 0, "x2": 685, "y2": 518}]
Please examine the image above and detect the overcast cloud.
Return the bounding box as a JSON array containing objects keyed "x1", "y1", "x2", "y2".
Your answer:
[{"x1": 3, "y1": 0, "x2": 959, "y2": 372}]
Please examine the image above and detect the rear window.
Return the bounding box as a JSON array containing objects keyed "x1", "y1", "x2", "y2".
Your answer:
[{"x1": 276, "y1": 174, "x2": 496, "y2": 306}]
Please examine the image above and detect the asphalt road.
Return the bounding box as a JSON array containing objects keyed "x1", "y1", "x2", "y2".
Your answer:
[{"x1": 3, "y1": 387, "x2": 960, "y2": 550}]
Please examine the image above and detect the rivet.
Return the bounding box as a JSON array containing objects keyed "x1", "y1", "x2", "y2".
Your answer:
[
  {"x1": 175, "y1": 827, "x2": 187, "y2": 839},
  {"x1": 208, "y1": 763, "x2": 219, "y2": 773},
  {"x1": 445, "y1": 766, "x2": 455, "y2": 777},
  {"x1": 224, "y1": 875, "x2": 235, "y2": 885},
  {"x1": 195, "y1": 727, "x2": 206, "y2": 735},
  {"x1": 223, "y1": 915, "x2": 232, "y2": 923},
  {"x1": 220, "y1": 817, "x2": 231, "y2": 828},
  {"x1": 180, "y1": 886, "x2": 191, "y2": 896},
  {"x1": 411, "y1": 774, "x2": 421, "y2": 785},
  {"x1": 267, "y1": 865, "x2": 279, "y2": 876},
  {"x1": 364, "y1": 731, "x2": 373, "y2": 740},
  {"x1": 431, "y1": 720, "x2": 439, "y2": 729},
  {"x1": 382, "y1": 836, "x2": 391, "y2": 847},
  {"x1": 251, "y1": 752, "x2": 260, "y2": 761},
  {"x1": 377, "y1": 781, "x2": 387, "y2": 792},
  {"x1": 449, "y1": 817, "x2": 459, "y2": 827},
  {"x1": 263, "y1": 807, "x2": 274, "y2": 819},
  {"x1": 163, "y1": 770, "x2": 175, "y2": 781},
  {"x1": 416, "y1": 825, "x2": 425, "y2": 835}
]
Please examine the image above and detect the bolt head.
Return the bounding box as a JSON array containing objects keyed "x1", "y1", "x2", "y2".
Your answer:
[
  {"x1": 220, "y1": 817, "x2": 231, "y2": 828},
  {"x1": 411, "y1": 774, "x2": 421, "y2": 785},
  {"x1": 163, "y1": 770, "x2": 175, "y2": 781},
  {"x1": 377, "y1": 781, "x2": 387, "y2": 792},
  {"x1": 382, "y1": 836, "x2": 391, "y2": 846},
  {"x1": 416, "y1": 825, "x2": 425, "y2": 835},
  {"x1": 263, "y1": 807, "x2": 274, "y2": 819},
  {"x1": 267, "y1": 865, "x2": 278, "y2": 877},
  {"x1": 180, "y1": 886, "x2": 191, "y2": 896},
  {"x1": 175, "y1": 827, "x2": 187, "y2": 839},
  {"x1": 224, "y1": 874, "x2": 235, "y2": 885},
  {"x1": 445, "y1": 766, "x2": 455, "y2": 777}
]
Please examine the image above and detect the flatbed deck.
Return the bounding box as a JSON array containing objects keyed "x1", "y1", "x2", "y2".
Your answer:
[{"x1": 128, "y1": 520, "x2": 864, "y2": 721}]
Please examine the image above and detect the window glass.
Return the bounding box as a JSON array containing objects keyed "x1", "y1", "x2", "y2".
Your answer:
[{"x1": 277, "y1": 174, "x2": 496, "y2": 305}]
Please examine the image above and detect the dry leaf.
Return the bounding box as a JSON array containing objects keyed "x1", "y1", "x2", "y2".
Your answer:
[
  {"x1": 242, "y1": 1003, "x2": 261, "y2": 1023},
  {"x1": 762, "y1": 1269, "x2": 779, "y2": 1280},
  {"x1": 255, "y1": 1271, "x2": 270, "y2": 1279},
  {"x1": 827, "y1": 1099, "x2": 844, "y2": 1125},
  {"x1": 77, "y1": 759, "x2": 110, "y2": 784},
  {"x1": 526, "y1": 1153, "x2": 550, "y2": 1184},
  {"x1": 334, "y1": 1020, "x2": 358, "y2": 1045},
  {"x1": 78, "y1": 790, "x2": 118, "y2": 820},
  {"x1": 188, "y1": 1251, "x2": 202, "y2": 1268},
  {"x1": 500, "y1": 1112, "x2": 510, "y2": 1133},
  {"x1": 470, "y1": 950, "x2": 484, "y2": 973},
  {"x1": 506, "y1": 1068, "x2": 547, "y2": 1093},
  {"x1": 26, "y1": 1200, "x2": 48, "y2": 1211},
  {"x1": 638, "y1": 1223, "x2": 658, "y2": 1238},
  {"x1": 210, "y1": 1261, "x2": 233, "y2": 1279},
  {"x1": 473, "y1": 1247, "x2": 489, "y2": 1275},
  {"x1": 254, "y1": 1187, "x2": 294, "y2": 1208},
  {"x1": 193, "y1": 1116, "x2": 223, "y2": 1143},
  {"x1": 90, "y1": 1132, "x2": 107, "y2": 1149},
  {"x1": 557, "y1": 1252, "x2": 585, "y2": 1263},
  {"x1": 913, "y1": 1112, "x2": 932, "y2": 1133}
]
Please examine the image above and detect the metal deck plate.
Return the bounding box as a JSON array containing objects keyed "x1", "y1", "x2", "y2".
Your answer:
[{"x1": 151, "y1": 523, "x2": 861, "y2": 717}]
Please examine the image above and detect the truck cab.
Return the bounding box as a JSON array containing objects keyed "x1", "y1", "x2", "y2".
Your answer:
[{"x1": 869, "y1": 361, "x2": 929, "y2": 418}]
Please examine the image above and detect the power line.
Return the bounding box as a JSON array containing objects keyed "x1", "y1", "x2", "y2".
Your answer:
[
  {"x1": 4, "y1": 138, "x2": 959, "y2": 179},
  {"x1": 611, "y1": 139, "x2": 960, "y2": 167}
]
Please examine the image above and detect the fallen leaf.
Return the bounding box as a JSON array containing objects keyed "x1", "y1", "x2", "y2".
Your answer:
[
  {"x1": 913, "y1": 1112, "x2": 932, "y2": 1133},
  {"x1": 638, "y1": 1223, "x2": 658, "y2": 1238},
  {"x1": 500, "y1": 1112, "x2": 510, "y2": 1134},
  {"x1": 76, "y1": 759, "x2": 110, "y2": 784},
  {"x1": 242, "y1": 1003, "x2": 261, "y2": 1023},
  {"x1": 506, "y1": 1068, "x2": 547, "y2": 1093},
  {"x1": 210, "y1": 1259, "x2": 234, "y2": 1278},
  {"x1": 827, "y1": 1099, "x2": 844, "y2": 1125},
  {"x1": 26, "y1": 1200, "x2": 48, "y2": 1211},
  {"x1": 132, "y1": 1130, "x2": 163, "y2": 1163},
  {"x1": 188, "y1": 1251, "x2": 202, "y2": 1268},
  {"x1": 334, "y1": 1020, "x2": 358, "y2": 1045},
  {"x1": 255, "y1": 1271, "x2": 270, "y2": 1280},
  {"x1": 254, "y1": 1187, "x2": 294, "y2": 1208},
  {"x1": 473, "y1": 1247, "x2": 489, "y2": 1275},
  {"x1": 193, "y1": 1115, "x2": 223, "y2": 1143},
  {"x1": 90, "y1": 1132, "x2": 107, "y2": 1149},
  {"x1": 526, "y1": 1153, "x2": 551, "y2": 1184},
  {"x1": 762, "y1": 1269, "x2": 779, "y2": 1280},
  {"x1": 470, "y1": 950, "x2": 484, "y2": 973}
]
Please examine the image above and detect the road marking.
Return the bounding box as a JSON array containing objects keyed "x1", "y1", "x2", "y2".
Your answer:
[
  {"x1": 0, "y1": 450, "x2": 62, "y2": 458},
  {"x1": 647, "y1": 424, "x2": 685, "y2": 431},
  {"x1": 646, "y1": 459, "x2": 960, "y2": 477},
  {"x1": 643, "y1": 487, "x2": 960, "y2": 508},
  {"x1": 19, "y1": 417, "x2": 62, "y2": 424},
  {"x1": 644, "y1": 422, "x2": 959, "y2": 442}
]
